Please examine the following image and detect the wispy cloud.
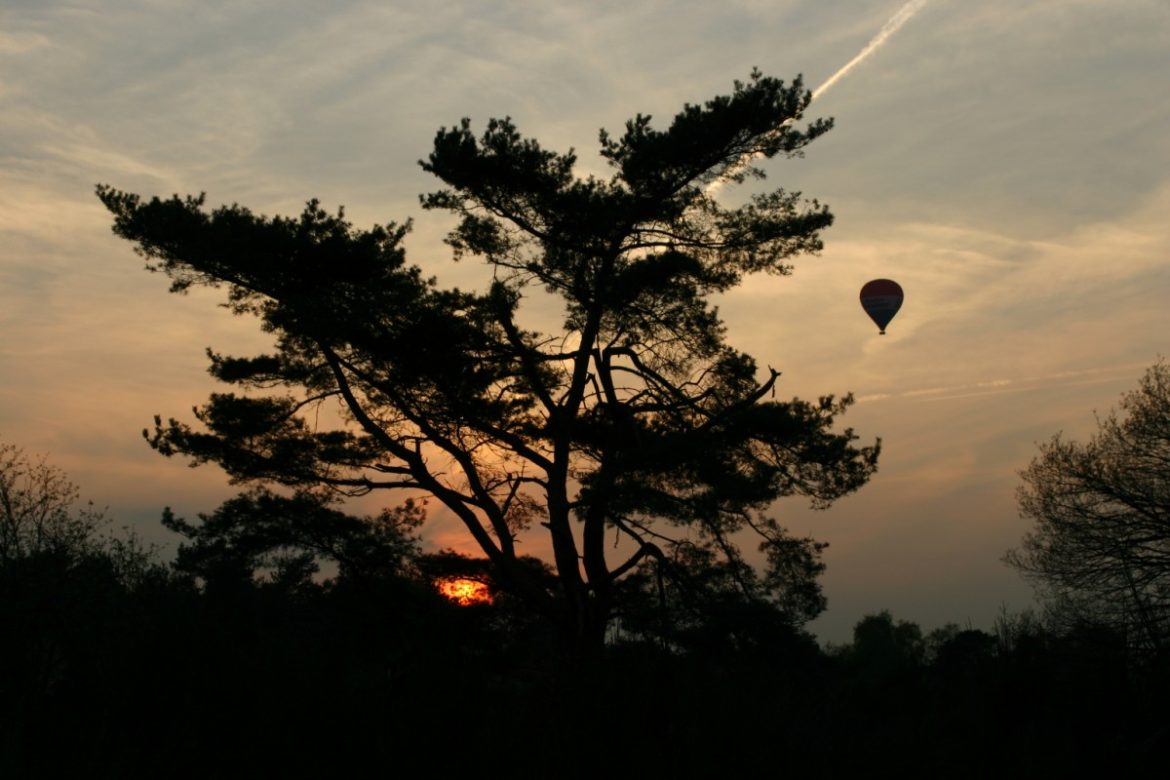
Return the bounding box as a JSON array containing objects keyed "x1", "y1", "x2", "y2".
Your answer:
[
  {"x1": 857, "y1": 363, "x2": 1149, "y2": 404},
  {"x1": 0, "y1": 29, "x2": 50, "y2": 54}
]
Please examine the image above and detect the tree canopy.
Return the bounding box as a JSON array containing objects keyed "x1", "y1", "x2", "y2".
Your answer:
[
  {"x1": 1008, "y1": 360, "x2": 1170, "y2": 655},
  {"x1": 98, "y1": 71, "x2": 879, "y2": 651},
  {"x1": 1, "y1": 437, "x2": 122, "y2": 566}
]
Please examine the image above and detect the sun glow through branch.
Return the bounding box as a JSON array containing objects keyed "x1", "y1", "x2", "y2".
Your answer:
[{"x1": 436, "y1": 577, "x2": 494, "y2": 606}]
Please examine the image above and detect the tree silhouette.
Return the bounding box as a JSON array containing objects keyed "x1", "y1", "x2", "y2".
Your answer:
[
  {"x1": 98, "y1": 71, "x2": 878, "y2": 651},
  {"x1": 1, "y1": 438, "x2": 108, "y2": 564},
  {"x1": 162, "y1": 489, "x2": 423, "y2": 591},
  {"x1": 1008, "y1": 360, "x2": 1170, "y2": 655}
]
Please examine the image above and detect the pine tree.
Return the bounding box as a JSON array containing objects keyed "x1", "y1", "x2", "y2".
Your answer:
[{"x1": 98, "y1": 71, "x2": 878, "y2": 651}]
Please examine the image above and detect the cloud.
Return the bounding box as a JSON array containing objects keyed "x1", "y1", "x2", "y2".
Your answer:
[
  {"x1": 855, "y1": 364, "x2": 1150, "y2": 405},
  {"x1": 0, "y1": 29, "x2": 50, "y2": 54},
  {"x1": 718, "y1": 176, "x2": 1170, "y2": 402}
]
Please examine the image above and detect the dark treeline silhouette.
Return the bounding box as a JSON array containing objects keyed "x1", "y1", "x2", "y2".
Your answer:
[{"x1": 2, "y1": 453, "x2": 1167, "y2": 776}]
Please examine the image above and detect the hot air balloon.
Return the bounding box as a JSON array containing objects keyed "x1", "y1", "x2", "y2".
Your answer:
[{"x1": 860, "y1": 279, "x2": 903, "y2": 335}]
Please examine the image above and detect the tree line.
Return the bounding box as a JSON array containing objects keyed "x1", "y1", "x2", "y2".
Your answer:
[{"x1": 2, "y1": 430, "x2": 1167, "y2": 776}]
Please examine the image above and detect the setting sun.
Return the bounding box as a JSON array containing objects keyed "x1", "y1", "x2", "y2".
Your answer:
[{"x1": 436, "y1": 577, "x2": 494, "y2": 607}]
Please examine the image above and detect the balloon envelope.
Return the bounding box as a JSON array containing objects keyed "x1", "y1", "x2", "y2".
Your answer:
[{"x1": 860, "y1": 279, "x2": 903, "y2": 334}]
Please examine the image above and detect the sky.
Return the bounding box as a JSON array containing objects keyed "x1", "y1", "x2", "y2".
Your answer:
[{"x1": 2, "y1": 0, "x2": 1169, "y2": 643}]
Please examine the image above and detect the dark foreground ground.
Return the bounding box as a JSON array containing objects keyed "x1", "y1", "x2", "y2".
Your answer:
[{"x1": 4, "y1": 553, "x2": 1167, "y2": 778}]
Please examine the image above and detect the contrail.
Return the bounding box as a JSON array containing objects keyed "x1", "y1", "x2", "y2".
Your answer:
[
  {"x1": 707, "y1": 0, "x2": 931, "y2": 195},
  {"x1": 812, "y1": 0, "x2": 932, "y2": 101}
]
